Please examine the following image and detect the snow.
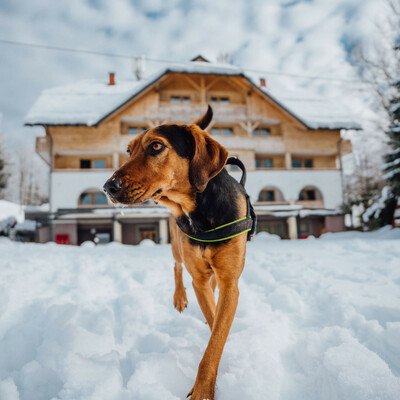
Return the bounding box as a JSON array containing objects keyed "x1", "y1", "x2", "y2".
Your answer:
[
  {"x1": 24, "y1": 79, "x2": 149, "y2": 126},
  {"x1": 25, "y1": 61, "x2": 360, "y2": 130},
  {"x1": 362, "y1": 186, "x2": 392, "y2": 222},
  {"x1": 0, "y1": 200, "x2": 24, "y2": 223},
  {"x1": 259, "y1": 87, "x2": 361, "y2": 130},
  {"x1": 13, "y1": 220, "x2": 36, "y2": 232},
  {"x1": 0, "y1": 229, "x2": 399, "y2": 400}
]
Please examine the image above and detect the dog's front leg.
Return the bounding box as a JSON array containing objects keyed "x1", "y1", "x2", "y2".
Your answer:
[
  {"x1": 173, "y1": 262, "x2": 188, "y2": 312},
  {"x1": 192, "y1": 277, "x2": 216, "y2": 329},
  {"x1": 188, "y1": 280, "x2": 239, "y2": 400}
]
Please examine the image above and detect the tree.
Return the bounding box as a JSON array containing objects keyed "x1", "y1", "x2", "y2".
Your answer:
[
  {"x1": 351, "y1": 0, "x2": 400, "y2": 228},
  {"x1": 0, "y1": 134, "x2": 8, "y2": 200},
  {"x1": 384, "y1": 78, "x2": 400, "y2": 193}
]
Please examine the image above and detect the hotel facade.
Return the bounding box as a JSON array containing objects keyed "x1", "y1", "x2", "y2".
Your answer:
[{"x1": 25, "y1": 58, "x2": 358, "y2": 245}]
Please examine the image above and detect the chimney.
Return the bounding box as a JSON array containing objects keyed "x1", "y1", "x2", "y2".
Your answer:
[
  {"x1": 108, "y1": 72, "x2": 115, "y2": 86},
  {"x1": 259, "y1": 78, "x2": 266, "y2": 88}
]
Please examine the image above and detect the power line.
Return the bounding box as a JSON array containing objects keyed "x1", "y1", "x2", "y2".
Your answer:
[{"x1": 0, "y1": 38, "x2": 366, "y2": 84}]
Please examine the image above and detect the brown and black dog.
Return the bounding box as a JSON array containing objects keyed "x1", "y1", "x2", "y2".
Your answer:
[{"x1": 104, "y1": 106, "x2": 249, "y2": 400}]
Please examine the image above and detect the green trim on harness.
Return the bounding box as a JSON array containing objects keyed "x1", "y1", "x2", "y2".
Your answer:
[{"x1": 179, "y1": 216, "x2": 252, "y2": 243}]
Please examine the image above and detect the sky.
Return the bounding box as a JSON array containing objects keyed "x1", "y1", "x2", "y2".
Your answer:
[{"x1": 0, "y1": 0, "x2": 388, "y2": 151}]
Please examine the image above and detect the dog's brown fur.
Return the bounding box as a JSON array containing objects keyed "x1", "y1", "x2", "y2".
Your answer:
[{"x1": 105, "y1": 108, "x2": 248, "y2": 400}]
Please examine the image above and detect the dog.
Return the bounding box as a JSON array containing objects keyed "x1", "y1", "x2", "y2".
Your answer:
[{"x1": 104, "y1": 106, "x2": 253, "y2": 400}]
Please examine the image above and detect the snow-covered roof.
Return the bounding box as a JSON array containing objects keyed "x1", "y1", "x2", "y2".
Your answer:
[
  {"x1": 25, "y1": 79, "x2": 151, "y2": 126},
  {"x1": 25, "y1": 61, "x2": 360, "y2": 130},
  {"x1": 261, "y1": 89, "x2": 361, "y2": 130}
]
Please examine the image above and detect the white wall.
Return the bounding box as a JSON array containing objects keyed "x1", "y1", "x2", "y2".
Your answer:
[
  {"x1": 231, "y1": 170, "x2": 343, "y2": 209},
  {"x1": 51, "y1": 169, "x2": 344, "y2": 212},
  {"x1": 51, "y1": 171, "x2": 113, "y2": 212}
]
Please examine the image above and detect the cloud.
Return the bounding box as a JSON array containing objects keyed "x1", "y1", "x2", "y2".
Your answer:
[{"x1": 0, "y1": 0, "x2": 386, "y2": 151}]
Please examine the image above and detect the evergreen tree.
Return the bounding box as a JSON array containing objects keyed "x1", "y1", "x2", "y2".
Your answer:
[
  {"x1": 384, "y1": 78, "x2": 400, "y2": 194},
  {"x1": 0, "y1": 136, "x2": 7, "y2": 200}
]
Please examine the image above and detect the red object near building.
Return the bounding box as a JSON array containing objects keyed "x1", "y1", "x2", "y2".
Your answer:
[{"x1": 55, "y1": 234, "x2": 70, "y2": 245}]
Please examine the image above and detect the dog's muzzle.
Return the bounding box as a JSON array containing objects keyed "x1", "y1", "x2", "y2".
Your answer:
[{"x1": 103, "y1": 178, "x2": 122, "y2": 198}]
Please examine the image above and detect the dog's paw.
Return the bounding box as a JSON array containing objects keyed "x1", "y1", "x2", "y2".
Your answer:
[
  {"x1": 173, "y1": 288, "x2": 188, "y2": 312},
  {"x1": 187, "y1": 383, "x2": 214, "y2": 400}
]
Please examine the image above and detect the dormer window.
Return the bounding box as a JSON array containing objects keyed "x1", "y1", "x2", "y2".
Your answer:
[
  {"x1": 128, "y1": 126, "x2": 147, "y2": 135},
  {"x1": 170, "y1": 96, "x2": 190, "y2": 104},
  {"x1": 253, "y1": 127, "x2": 271, "y2": 137},
  {"x1": 211, "y1": 126, "x2": 234, "y2": 136},
  {"x1": 210, "y1": 96, "x2": 230, "y2": 104}
]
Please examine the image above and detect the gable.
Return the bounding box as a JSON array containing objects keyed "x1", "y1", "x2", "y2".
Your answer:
[{"x1": 25, "y1": 62, "x2": 360, "y2": 130}]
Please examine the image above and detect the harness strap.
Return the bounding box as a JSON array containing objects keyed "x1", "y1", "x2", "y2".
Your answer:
[{"x1": 177, "y1": 156, "x2": 257, "y2": 243}]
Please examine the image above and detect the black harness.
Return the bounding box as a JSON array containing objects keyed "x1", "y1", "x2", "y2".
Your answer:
[{"x1": 176, "y1": 157, "x2": 257, "y2": 243}]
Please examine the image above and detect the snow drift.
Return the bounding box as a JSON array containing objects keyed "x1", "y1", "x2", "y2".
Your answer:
[{"x1": 0, "y1": 229, "x2": 399, "y2": 400}]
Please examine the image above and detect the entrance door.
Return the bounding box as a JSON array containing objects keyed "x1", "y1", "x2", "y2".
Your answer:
[
  {"x1": 138, "y1": 225, "x2": 158, "y2": 242},
  {"x1": 257, "y1": 220, "x2": 284, "y2": 238}
]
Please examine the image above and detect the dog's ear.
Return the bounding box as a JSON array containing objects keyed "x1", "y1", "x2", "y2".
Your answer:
[
  {"x1": 189, "y1": 129, "x2": 229, "y2": 192},
  {"x1": 193, "y1": 105, "x2": 213, "y2": 130}
]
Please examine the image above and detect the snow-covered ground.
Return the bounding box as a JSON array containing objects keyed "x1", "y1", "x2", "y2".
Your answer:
[{"x1": 0, "y1": 228, "x2": 400, "y2": 400}]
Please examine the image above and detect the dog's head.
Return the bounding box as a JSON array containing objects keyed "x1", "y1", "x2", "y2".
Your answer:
[{"x1": 103, "y1": 106, "x2": 228, "y2": 205}]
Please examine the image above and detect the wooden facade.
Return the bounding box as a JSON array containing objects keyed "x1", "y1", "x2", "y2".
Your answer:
[{"x1": 29, "y1": 60, "x2": 357, "y2": 244}]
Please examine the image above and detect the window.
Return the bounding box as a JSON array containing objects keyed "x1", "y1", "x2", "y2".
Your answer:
[
  {"x1": 93, "y1": 159, "x2": 106, "y2": 169},
  {"x1": 79, "y1": 191, "x2": 108, "y2": 207},
  {"x1": 221, "y1": 128, "x2": 233, "y2": 136},
  {"x1": 292, "y1": 158, "x2": 313, "y2": 168},
  {"x1": 300, "y1": 220, "x2": 312, "y2": 236},
  {"x1": 170, "y1": 96, "x2": 190, "y2": 104},
  {"x1": 306, "y1": 190, "x2": 316, "y2": 200},
  {"x1": 299, "y1": 189, "x2": 316, "y2": 201},
  {"x1": 80, "y1": 159, "x2": 107, "y2": 169},
  {"x1": 292, "y1": 159, "x2": 302, "y2": 168},
  {"x1": 259, "y1": 189, "x2": 275, "y2": 202},
  {"x1": 256, "y1": 157, "x2": 273, "y2": 169},
  {"x1": 253, "y1": 127, "x2": 271, "y2": 137},
  {"x1": 211, "y1": 126, "x2": 234, "y2": 136},
  {"x1": 94, "y1": 193, "x2": 107, "y2": 205},
  {"x1": 304, "y1": 159, "x2": 313, "y2": 168},
  {"x1": 128, "y1": 127, "x2": 139, "y2": 135},
  {"x1": 128, "y1": 126, "x2": 146, "y2": 135},
  {"x1": 80, "y1": 159, "x2": 91, "y2": 169},
  {"x1": 210, "y1": 96, "x2": 230, "y2": 104},
  {"x1": 257, "y1": 221, "x2": 284, "y2": 237},
  {"x1": 80, "y1": 193, "x2": 92, "y2": 205}
]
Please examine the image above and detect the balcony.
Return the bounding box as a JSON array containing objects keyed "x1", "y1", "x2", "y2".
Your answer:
[
  {"x1": 158, "y1": 103, "x2": 247, "y2": 123},
  {"x1": 217, "y1": 136, "x2": 285, "y2": 154}
]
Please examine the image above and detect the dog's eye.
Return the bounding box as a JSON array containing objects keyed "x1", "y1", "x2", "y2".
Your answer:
[
  {"x1": 126, "y1": 147, "x2": 131, "y2": 155},
  {"x1": 147, "y1": 142, "x2": 165, "y2": 156}
]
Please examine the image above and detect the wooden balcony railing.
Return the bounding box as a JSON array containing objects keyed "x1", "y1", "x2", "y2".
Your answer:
[{"x1": 158, "y1": 103, "x2": 247, "y2": 122}]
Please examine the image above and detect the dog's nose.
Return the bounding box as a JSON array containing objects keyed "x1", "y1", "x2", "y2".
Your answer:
[{"x1": 103, "y1": 178, "x2": 122, "y2": 197}]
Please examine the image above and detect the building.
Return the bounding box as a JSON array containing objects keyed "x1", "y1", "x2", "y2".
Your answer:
[{"x1": 25, "y1": 57, "x2": 359, "y2": 244}]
